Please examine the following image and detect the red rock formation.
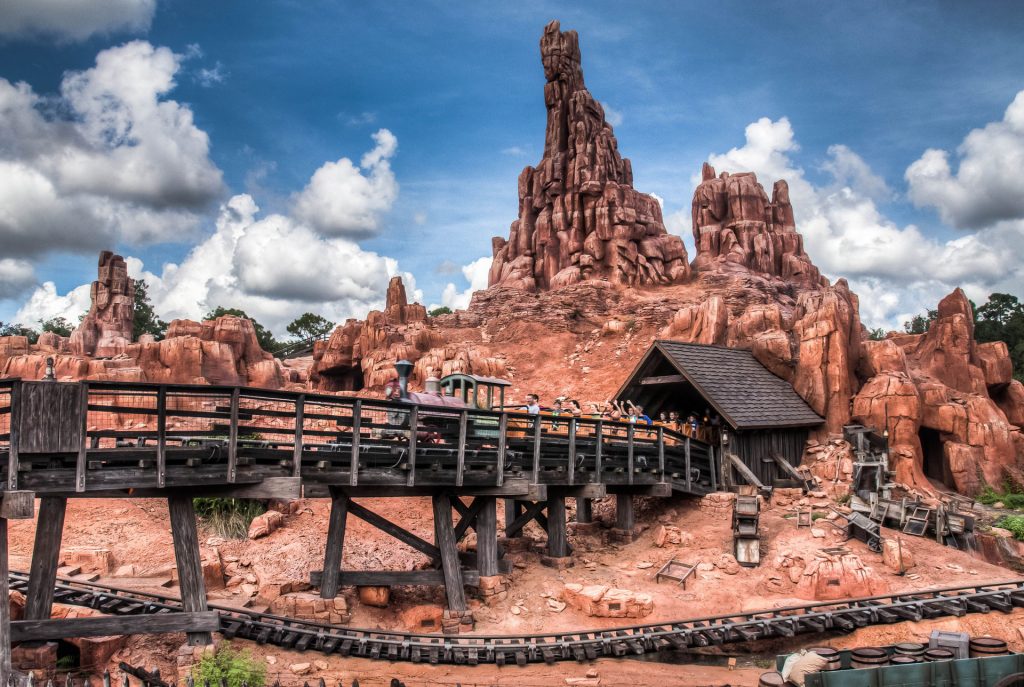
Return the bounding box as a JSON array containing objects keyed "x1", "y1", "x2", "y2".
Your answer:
[
  {"x1": 70, "y1": 251, "x2": 135, "y2": 357},
  {"x1": 692, "y1": 164, "x2": 826, "y2": 289},
  {"x1": 488, "y1": 20, "x2": 690, "y2": 291},
  {"x1": 311, "y1": 276, "x2": 504, "y2": 392}
]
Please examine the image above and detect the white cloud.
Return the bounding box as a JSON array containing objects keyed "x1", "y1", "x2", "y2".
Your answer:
[
  {"x1": 0, "y1": 41, "x2": 224, "y2": 258},
  {"x1": 438, "y1": 256, "x2": 491, "y2": 311},
  {"x1": 292, "y1": 128, "x2": 398, "y2": 238},
  {"x1": 0, "y1": 259, "x2": 36, "y2": 300},
  {"x1": 602, "y1": 102, "x2": 623, "y2": 127},
  {"x1": 0, "y1": 0, "x2": 156, "y2": 42},
  {"x1": 195, "y1": 62, "x2": 227, "y2": 87},
  {"x1": 14, "y1": 280, "x2": 91, "y2": 325},
  {"x1": 501, "y1": 146, "x2": 526, "y2": 156},
  {"x1": 702, "y1": 116, "x2": 1024, "y2": 330},
  {"x1": 906, "y1": 90, "x2": 1024, "y2": 230}
]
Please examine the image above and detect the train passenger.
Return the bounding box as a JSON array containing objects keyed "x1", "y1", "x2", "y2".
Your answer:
[
  {"x1": 525, "y1": 394, "x2": 541, "y2": 415},
  {"x1": 669, "y1": 410, "x2": 681, "y2": 432}
]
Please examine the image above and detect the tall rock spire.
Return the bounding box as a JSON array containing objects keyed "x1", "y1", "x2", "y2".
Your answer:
[{"x1": 488, "y1": 20, "x2": 690, "y2": 291}]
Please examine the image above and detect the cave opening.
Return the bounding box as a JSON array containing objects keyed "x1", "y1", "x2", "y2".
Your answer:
[
  {"x1": 919, "y1": 426, "x2": 954, "y2": 490},
  {"x1": 318, "y1": 365, "x2": 365, "y2": 393},
  {"x1": 56, "y1": 640, "x2": 81, "y2": 670}
]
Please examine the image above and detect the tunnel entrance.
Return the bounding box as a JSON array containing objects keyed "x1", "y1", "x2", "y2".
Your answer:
[
  {"x1": 55, "y1": 640, "x2": 81, "y2": 670},
  {"x1": 919, "y1": 426, "x2": 954, "y2": 489},
  {"x1": 317, "y1": 364, "x2": 365, "y2": 393}
]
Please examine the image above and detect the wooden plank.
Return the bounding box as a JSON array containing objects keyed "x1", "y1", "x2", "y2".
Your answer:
[
  {"x1": 156, "y1": 385, "x2": 167, "y2": 488},
  {"x1": 24, "y1": 496, "x2": 66, "y2": 621},
  {"x1": 456, "y1": 411, "x2": 468, "y2": 487},
  {"x1": 292, "y1": 394, "x2": 305, "y2": 477},
  {"x1": 227, "y1": 388, "x2": 240, "y2": 483},
  {"x1": 685, "y1": 438, "x2": 692, "y2": 491},
  {"x1": 11, "y1": 612, "x2": 220, "y2": 642},
  {"x1": 504, "y1": 500, "x2": 546, "y2": 538},
  {"x1": 350, "y1": 399, "x2": 361, "y2": 486},
  {"x1": 0, "y1": 491, "x2": 33, "y2": 520},
  {"x1": 476, "y1": 497, "x2": 498, "y2": 577},
  {"x1": 0, "y1": 518, "x2": 10, "y2": 678},
  {"x1": 657, "y1": 427, "x2": 665, "y2": 477},
  {"x1": 76, "y1": 383, "x2": 89, "y2": 493},
  {"x1": 532, "y1": 417, "x2": 542, "y2": 481},
  {"x1": 639, "y1": 374, "x2": 686, "y2": 386},
  {"x1": 168, "y1": 495, "x2": 211, "y2": 645},
  {"x1": 727, "y1": 452, "x2": 765, "y2": 489},
  {"x1": 7, "y1": 381, "x2": 20, "y2": 489},
  {"x1": 594, "y1": 421, "x2": 603, "y2": 476},
  {"x1": 495, "y1": 413, "x2": 508, "y2": 487},
  {"x1": 616, "y1": 493, "x2": 634, "y2": 532},
  {"x1": 546, "y1": 496, "x2": 569, "y2": 558},
  {"x1": 627, "y1": 424, "x2": 635, "y2": 485},
  {"x1": 320, "y1": 488, "x2": 348, "y2": 599},
  {"x1": 567, "y1": 418, "x2": 576, "y2": 486},
  {"x1": 710, "y1": 446, "x2": 718, "y2": 492},
  {"x1": 432, "y1": 493, "x2": 466, "y2": 611},
  {"x1": 348, "y1": 499, "x2": 440, "y2": 561},
  {"x1": 406, "y1": 406, "x2": 418, "y2": 487},
  {"x1": 310, "y1": 569, "x2": 481, "y2": 588},
  {"x1": 452, "y1": 496, "x2": 487, "y2": 543}
]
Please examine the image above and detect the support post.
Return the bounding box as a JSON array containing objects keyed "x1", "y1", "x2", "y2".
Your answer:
[
  {"x1": 1, "y1": 518, "x2": 11, "y2": 683},
  {"x1": 615, "y1": 492, "x2": 635, "y2": 539},
  {"x1": 546, "y1": 496, "x2": 570, "y2": 559},
  {"x1": 167, "y1": 496, "x2": 211, "y2": 646},
  {"x1": 476, "y1": 497, "x2": 498, "y2": 577},
  {"x1": 432, "y1": 493, "x2": 466, "y2": 612},
  {"x1": 24, "y1": 496, "x2": 67, "y2": 621},
  {"x1": 320, "y1": 488, "x2": 349, "y2": 599},
  {"x1": 503, "y1": 498, "x2": 522, "y2": 533},
  {"x1": 576, "y1": 497, "x2": 592, "y2": 524}
]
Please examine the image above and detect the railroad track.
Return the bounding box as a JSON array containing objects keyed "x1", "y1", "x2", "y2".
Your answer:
[{"x1": 10, "y1": 572, "x2": 1024, "y2": 666}]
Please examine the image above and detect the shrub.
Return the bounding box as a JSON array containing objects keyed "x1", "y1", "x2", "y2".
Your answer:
[
  {"x1": 192, "y1": 643, "x2": 265, "y2": 687},
  {"x1": 978, "y1": 484, "x2": 1024, "y2": 510},
  {"x1": 995, "y1": 515, "x2": 1024, "y2": 541},
  {"x1": 429, "y1": 306, "x2": 452, "y2": 317},
  {"x1": 193, "y1": 498, "x2": 266, "y2": 539}
]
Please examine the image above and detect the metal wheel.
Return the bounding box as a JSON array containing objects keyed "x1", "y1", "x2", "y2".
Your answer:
[{"x1": 993, "y1": 673, "x2": 1024, "y2": 687}]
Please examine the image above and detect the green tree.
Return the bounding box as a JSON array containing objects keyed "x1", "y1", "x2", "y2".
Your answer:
[
  {"x1": 285, "y1": 312, "x2": 334, "y2": 341},
  {"x1": 429, "y1": 306, "x2": 452, "y2": 317},
  {"x1": 867, "y1": 327, "x2": 887, "y2": 341},
  {"x1": 903, "y1": 309, "x2": 937, "y2": 335},
  {"x1": 974, "y1": 292, "x2": 1024, "y2": 383},
  {"x1": 134, "y1": 280, "x2": 168, "y2": 340},
  {"x1": 39, "y1": 316, "x2": 74, "y2": 338},
  {"x1": 0, "y1": 321, "x2": 39, "y2": 343},
  {"x1": 205, "y1": 306, "x2": 278, "y2": 351}
]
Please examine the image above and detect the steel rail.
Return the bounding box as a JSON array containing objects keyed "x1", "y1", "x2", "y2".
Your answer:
[{"x1": 9, "y1": 572, "x2": 1024, "y2": 665}]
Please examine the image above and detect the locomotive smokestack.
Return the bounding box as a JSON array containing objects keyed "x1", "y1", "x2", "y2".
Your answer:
[{"x1": 394, "y1": 359, "x2": 414, "y2": 399}]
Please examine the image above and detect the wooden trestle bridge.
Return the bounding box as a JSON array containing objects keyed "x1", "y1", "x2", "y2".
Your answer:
[{"x1": 0, "y1": 378, "x2": 720, "y2": 672}]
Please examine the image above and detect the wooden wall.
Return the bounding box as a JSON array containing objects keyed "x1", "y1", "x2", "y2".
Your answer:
[{"x1": 731, "y1": 428, "x2": 808, "y2": 485}]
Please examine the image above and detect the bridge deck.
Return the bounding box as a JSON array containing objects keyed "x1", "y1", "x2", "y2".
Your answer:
[{"x1": 0, "y1": 379, "x2": 717, "y2": 498}]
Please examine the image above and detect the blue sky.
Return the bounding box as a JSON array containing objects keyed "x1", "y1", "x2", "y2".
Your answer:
[{"x1": 2, "y1": 0, "x2": 1023, "y2": 333}]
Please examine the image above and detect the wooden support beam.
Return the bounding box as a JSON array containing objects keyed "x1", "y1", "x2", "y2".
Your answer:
[
  {"x1": 432, "y1": 493, "x2": 466, "y2": 611},
  {"x1": 627, "y1": 424, "x2": 635, "y2": 485},
  {"x1": 11, "y1": 612, "x2": 220, "y2": 642},
  {"x1": 168, "y1": 495, "x2": 211, "y2": 646},
  {"x1": 24, "y1": 496, "x2": 66, "y2": 622},
  {"x1": 567, "y1": 419, "x2": 576, "y2": 486},
  {"x1": 226, "y1": 387, "x2": 240, "y2": 482},
  {"x1": 452, "y1": 497, "x2": 487, "y2": 543},
  {"x1": 476, "y1": 498, "x2": 498, "y2": 577},
  {"x1": 496, "y1": 413, "x2": 507, "y2": 487},
  {"x1": 616, "y1": 493, "x2": 635, "y2": 532},
  {"x1": 406, "y1": 406, "x2": 418, "y2": 487},
  {"x1": 504, "y1": 499, "x2": 522, "y2": 533},
  {"x1": 349, "y1": 399, "x2": 361, "y2": 486},
  {"x1": 504, "y1": 500, "x2": 547, "y2": 538},
  {"x1": 292, "y1": 394, "x2": 305, "y2": 477},
  {"x1": 532, "y1": 418, "x2": 542, "y2": 481},
  {"x1": 456, "y1": 411, "x2": 468, "y2": 487},
  {"x1": 348, "y1": 499, "x2": 440, "y2": 561},
  {"x1": 546, "y1": 496, "x2": 569, "y2": 558},
  {"x1": 0, "y1": 491, "x2": 33, "y2": 520},
  {"x1": 320, "y1": 488, "x2": 348, "y2": 599},
  {"x1": 7, "y1": 381, "x2": 20, "y2": 490},
  {"x1": 1, "y1": 518, "x2": 10, "y2": 681},
  {"x1": 727, "y1": 452, "x2": 765, "y2": 489},
  {"x1": 639, "y1": 374, "x2": 686, "y2": 386},
  {"x1": 769, "y1": 452, "x2": 806, "y2": 483},
  {"x1": 594, "y1": 421, "x2": 603, "y2": 476},
  {"x1": 156, "y1": 386, "x2": 167, "y2": 488},
  {"x1": 576, "y1": 497, "x2": 592, "y2": 524},
  {"x1": 76, "y1": 383, "x2": 89, "y2": 493}
]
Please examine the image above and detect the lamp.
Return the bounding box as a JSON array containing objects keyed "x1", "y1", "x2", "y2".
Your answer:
[{"x1": 394, "y1": 359, "x2": 414, "y2": 399}]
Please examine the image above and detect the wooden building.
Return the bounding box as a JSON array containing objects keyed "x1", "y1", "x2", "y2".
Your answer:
[{"x1": 614, "y1": 341, "x2": 824, "y2": 489}]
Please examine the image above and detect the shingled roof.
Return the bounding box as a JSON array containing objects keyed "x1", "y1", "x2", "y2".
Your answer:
[{"x1": 619, "y1": 341, "x2": 823, "y2": 430}]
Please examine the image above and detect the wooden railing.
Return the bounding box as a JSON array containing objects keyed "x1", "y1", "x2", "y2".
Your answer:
[{"x1": 0, "y1": 379, "x2": 717, "y2": 495}]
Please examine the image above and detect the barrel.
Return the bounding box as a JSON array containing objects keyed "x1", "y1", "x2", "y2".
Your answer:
[
  {"x1": 893, "y1": 642, "x2": 926, "y2": 658},
  {"x1": 969, "y1": 637, "x2": 1009, "y2": 658},
  {"x1": 850, "y1": 646, "x2": 889, "y2": 669},
  {"x1": 924, "y1": 648, "x2": 955, "y2": 662},
  {"x1": 890, "y1": 655, "x2": 921, "y2": 665},
  {"x1": 808, "y1": 647, "x2": 841, "y2": 671},
  {"x1": 758, "y1": 672, "x2": 787, "y2": 686}
]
